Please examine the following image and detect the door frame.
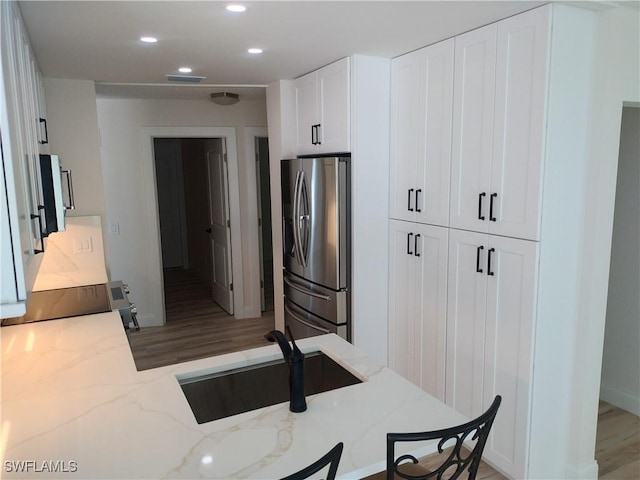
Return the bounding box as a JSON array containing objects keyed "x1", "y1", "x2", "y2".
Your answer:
[
  {"x1": 244, "y1": 126, "x2": 268, "y2": 318},
  {"x1": 140, "y1": 127, "x2": 243, "y2": 325}
]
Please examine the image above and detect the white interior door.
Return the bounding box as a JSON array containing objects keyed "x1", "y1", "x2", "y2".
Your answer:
[{"x1": 206, "y1": 139, "x2": 233, "y2": 314}]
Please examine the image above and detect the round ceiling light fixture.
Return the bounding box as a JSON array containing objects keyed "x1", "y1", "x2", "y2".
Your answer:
[
  {"x1": 178, "y1": 67, "x2": 193, "y2": 73},
  {"x1": 140, "y1": 36, "x2": 158, "y2": 43},
  {"x1": 210, "y1": 92, "x2": 240, "y2": 106},
  {"x1": 226, "y1": 4, "x2": 246, "y2": 13},
  {"x1": 248, "y1": 48, "x2": 263, "y2": 54}
]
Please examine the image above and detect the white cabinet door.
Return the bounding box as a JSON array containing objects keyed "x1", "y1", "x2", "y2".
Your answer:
[
  {"x1": 446, "y1": 228, "x2": 538, "y2": 479},
  {"x1": 389, "y1": 220, "x2": 448, "y2": 400},
  {"x1": 489, "y1": 6, "x2": 550, "y2": 240},
  {"x1": 445, "y1": 228, "x2": 488, "y2": 419},
  {"x1": 451, "y1": 8, "x2": 549, "y2": 241},
  {"x1": 388, "y1": 220, "x2": 420, "y2": 383},
  {"x1": 390, "y1": 50, "x2": 420, "y2": 222},
  {"x1": 450, "y1": 24, "x2": 496, "y2": 234},
  {"x1": 294, "y1": 58, "x2": 350, "y2": 156},
  {"x1": 390, "y1": 40, "x2": 453, "y2": 226},
  {"x1": 482, "y1": 235, "x2": 538, "y2": 479},
  {"x1": 294, "y1": 71, "x2": 317, "y2": 155},
  {"x1": 317, "y1": 58, "x2": 350, "y2": 154}
]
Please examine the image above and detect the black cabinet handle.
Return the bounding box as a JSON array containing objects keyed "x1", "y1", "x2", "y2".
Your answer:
[
  {"x1": 414, "y1": 234, "x2": 421, "y2": 257},
  {"x1": 490, "y1": 193, "x2": 498, "y2": 222},
  {"x1": 311, "y1": 124, "x2": 322, "y2": 145},
  {"x1": 406, "y1": 232, "x2": 413, "y2": 255},
  {"x1": 38, "y1": 118, "x2": 48, "y2": 145},
  {"x1": 30, "y1": 208, "x2": 46, "y2": 254},
  {"x1": 488, "y1": 248, "x2": 495, "y2": 276},
  {"x1": 478, "y1": 192, "x2": 486, "y2": 220},
  {"x1": 476, "y1": 245, "x2": 484, "y2": 273},
  {"x1": 415, "y1": 189, "x2": 422, "y2": 213},
  {"x1": 407, "y1": 189, "x2": 414, "y2": 212}
]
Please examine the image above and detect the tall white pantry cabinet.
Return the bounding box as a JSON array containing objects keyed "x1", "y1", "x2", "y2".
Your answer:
[{"x1": 388, "y1": 4, "x2": 599, "y2": 478}]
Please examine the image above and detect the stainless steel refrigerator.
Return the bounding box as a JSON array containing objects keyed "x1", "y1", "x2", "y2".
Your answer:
[{"x1": 281, "y1": 155, "x2": 351, "y2": 341}]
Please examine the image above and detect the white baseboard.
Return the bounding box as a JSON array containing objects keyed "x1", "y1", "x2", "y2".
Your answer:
[
  {"x1": 236, "y1": 306, "x2": 261, "y2": 320},
  {"x1": 565, "y1": 459, "x2": 599, "y2": 480},
  {"x1": 137, "y1": 313, "x2": 162, "y2": 327},
  {"x1": 600, "y1": 383, "x2": 640, "y2": 416}
]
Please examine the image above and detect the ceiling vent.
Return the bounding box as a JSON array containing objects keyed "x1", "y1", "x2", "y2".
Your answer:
[
  {"x1": 210, "y1": 92, "x2": 240, "y2": 106},
  {"x1": 166, "y1": 75, "x2": 207, "y2": 83}
]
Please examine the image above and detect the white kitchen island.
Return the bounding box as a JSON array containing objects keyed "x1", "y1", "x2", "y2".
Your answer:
[{"x1": 1, "y1": 313, "x2": 468, "y2": 479}]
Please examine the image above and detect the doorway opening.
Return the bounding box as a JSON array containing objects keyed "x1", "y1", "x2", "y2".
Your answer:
[
  {"x1": 596, "y1": 105, "x2": 640, "y2": 476},
  {"x1": 154, "y1": 137, "x2": 234, "y2": 321},
  {"x1": 151, "y1": 132, "x2": 274, "y2": 327}
]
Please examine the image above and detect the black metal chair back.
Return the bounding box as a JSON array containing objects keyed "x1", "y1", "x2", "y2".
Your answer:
[
  {"x1": 280, "y1": 442, "x2": 344, "y2": 480},
  {"x1": 386, "y1": 395, "x2": 501, "y2": 480}
]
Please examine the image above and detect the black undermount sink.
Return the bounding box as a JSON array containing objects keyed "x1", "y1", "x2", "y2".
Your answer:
[{"x1": 177, "y1": 351, "x2": 363, "y2": 424}]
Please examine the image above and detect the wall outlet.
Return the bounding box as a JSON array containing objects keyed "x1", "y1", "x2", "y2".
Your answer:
[
  {"x1": 109, "y1": 221, "x2": 120, "y2": 235},
  {"x1": 73, "y1": 237, "x2": 93, "y2": 254}
]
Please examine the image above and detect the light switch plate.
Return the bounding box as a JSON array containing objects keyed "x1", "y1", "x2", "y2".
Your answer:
[{"x1": 73, "y1": 237, "x2": 93, "y2": 254}]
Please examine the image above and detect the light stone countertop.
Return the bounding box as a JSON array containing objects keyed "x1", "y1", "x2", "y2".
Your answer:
[{"x1": 1, "y1": 313, "x2": 467, "y2": 479}]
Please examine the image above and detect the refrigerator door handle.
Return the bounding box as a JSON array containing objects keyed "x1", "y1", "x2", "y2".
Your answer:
[
  {"x1": 284, "y1": 276, "x2": 332, "y2": 301},
  {"x1": 285, "y1": 304, "x2": 331, "y2": 334},
  {"x1": 298, "y1": 170, "x2": 309, "y2": 267},
  {"x1": 292, "y1": 170, "x2": 304, "y2": 267}
]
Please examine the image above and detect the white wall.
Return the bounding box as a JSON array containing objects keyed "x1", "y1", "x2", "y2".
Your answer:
[
  {"x1": 600, "y1": 106, "x2": 640, "y2": 415},
  {"x1": 266, "y1": 80, "x2": 296, "y2": 331},
  {"x1": 96, "y1": 96, "x2": 267, "y2": 326},
  {"x1": 42, "y1": 78, "x2": 105, "y2": 218},
  {"x1": 567, "y1": 4, "x2": 640, "y2": 479}
]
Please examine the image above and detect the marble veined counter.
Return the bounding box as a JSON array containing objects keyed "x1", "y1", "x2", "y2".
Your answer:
[{"x1": 1, "y1": 313, "x2": 468, "y2": 479}]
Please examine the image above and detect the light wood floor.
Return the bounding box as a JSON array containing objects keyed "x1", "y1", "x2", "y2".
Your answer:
[
  {"x1": 127, "y1": 268, "x2": 275, "y2": 371},
  {"x1": 126, "y1": 269, "x2": 638, "y2": 479},
  {"x1": 596, "y1": 400, "x2": 640, "y2": 479}
]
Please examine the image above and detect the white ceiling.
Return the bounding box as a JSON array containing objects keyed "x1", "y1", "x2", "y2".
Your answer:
[{"x1": 18, "y1": 0, "x2": 560, "y2": 99}]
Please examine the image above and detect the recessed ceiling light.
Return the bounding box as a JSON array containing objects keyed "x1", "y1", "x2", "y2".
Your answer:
[
  {"x1": 226, "y1": 4, "x2": 246, "y2": 13},
  {"x1": 248, "y1": 48, "x2": 263, "y2": 54},
  {"x1": 140, "y1": 36, "x2": 158, "y2": 43},
  {"x1": 178, "y1": 67, "x2": 193, "y2": 73}
]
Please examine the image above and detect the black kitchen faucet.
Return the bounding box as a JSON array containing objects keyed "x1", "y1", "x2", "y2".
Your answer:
[{"x1": 264, "y1": 327, "x2": 307, "y2": 413}]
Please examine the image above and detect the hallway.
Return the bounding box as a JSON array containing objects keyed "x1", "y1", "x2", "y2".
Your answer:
[{"x1": 128, "y1": 268, "x2": 275, "y2": 371}]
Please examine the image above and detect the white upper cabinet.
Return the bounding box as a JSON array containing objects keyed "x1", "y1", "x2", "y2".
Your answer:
[
  {"x1": 390, "y1": 39, "x2": 454, "y2": 227},
  {"x1": 450, "y1": 7, "x2": 550, "y2": 241},
  {"x1": 449, "y1": 25, "x2": 497, "y2": 235},
  {"x1": 490, "y1": 8, "x2": 550, "y2": 240},
  {"x1": 294, "y1": 58, "x2": 350, "y2": 155}
]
